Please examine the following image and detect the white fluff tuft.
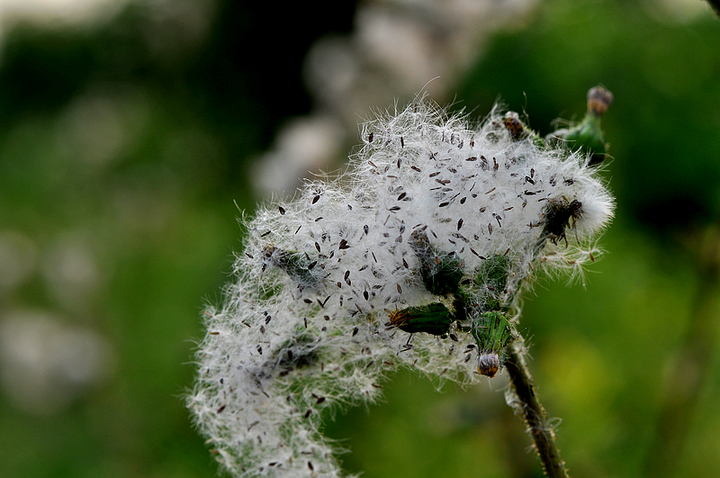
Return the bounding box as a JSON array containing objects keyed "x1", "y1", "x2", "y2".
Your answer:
[{"x1": 187, "y1": 99, "x2": 614, "y2": 477}]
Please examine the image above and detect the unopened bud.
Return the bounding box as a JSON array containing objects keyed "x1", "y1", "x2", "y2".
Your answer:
[{"x1": 587, "y1": 86, "x2": 614, "y2": 117}]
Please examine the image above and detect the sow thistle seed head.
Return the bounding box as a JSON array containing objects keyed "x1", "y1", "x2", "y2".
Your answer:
[{"x1": 188, "y1": 98, "x2": 614, "y2": 478}]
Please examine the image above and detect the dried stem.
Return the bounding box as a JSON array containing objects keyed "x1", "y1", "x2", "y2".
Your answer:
[{"x1": 504, "y1": 339, "x2": 570, "y2": 478}]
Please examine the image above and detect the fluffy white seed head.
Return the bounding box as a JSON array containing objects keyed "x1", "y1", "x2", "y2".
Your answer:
[{"x1": 187, "y1": 99, "x2": 614, "y2": 477}]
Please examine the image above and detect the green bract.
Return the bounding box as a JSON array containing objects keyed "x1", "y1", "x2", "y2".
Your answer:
[{"x1": 389, "y1": 303, "x2": 452, "y2": 336}]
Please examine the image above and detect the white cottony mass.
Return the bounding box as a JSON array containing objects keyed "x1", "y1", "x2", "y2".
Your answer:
[{"x1": 187, "y1": 98, "x2": 614, "y2": 477}]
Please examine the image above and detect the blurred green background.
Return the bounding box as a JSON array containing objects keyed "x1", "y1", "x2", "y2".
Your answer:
[{"x1": 1, "y1": 1, "x2": 719, "y2": 477}]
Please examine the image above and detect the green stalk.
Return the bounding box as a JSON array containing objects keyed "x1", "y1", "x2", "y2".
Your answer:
[{"x1": 504, "y1": 339, "x2": 570, "y2": 478}]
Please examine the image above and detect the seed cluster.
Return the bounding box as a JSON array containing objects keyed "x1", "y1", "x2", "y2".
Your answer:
[{"x1": 187, "y1": 99, "x2": 614, "y2": 477}]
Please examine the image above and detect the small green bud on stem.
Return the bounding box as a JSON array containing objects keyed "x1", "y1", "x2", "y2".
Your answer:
[
  {"x1": 547, "y1": 85, "x2": 614, "y2": 165},
  {"x1": 409, "y1": 227, "x2": 464, "y2": 296},
  {"x1": 389, "y1": 303, "x2": 453, "y2": 336},
  {"x1": 476, "y1": 253, "x2": 512, "y2": 310},
  {"x1": 471, "y1": 311, "x2": 515, "y2": 377}
]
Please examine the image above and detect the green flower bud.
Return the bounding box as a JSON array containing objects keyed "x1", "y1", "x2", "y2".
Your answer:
[
  {"x1": 471, "y1": 311, "x2": 515, "y2": 377},
  {"x1": 389, "y1": 302, "x2": 452, "y2": 336},
  {"x1": 409, "y1": 228, "x2": 464, "y2": 296},
  {"x1": 547, "y1": 85, "x2": 613, "y2": 165},
  {"x1": 476, "y1": 253, "x2": 512, "y2": 311}
]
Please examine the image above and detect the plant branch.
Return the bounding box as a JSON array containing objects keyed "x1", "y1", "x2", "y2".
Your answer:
[{"x1": 504, "y1": 339, "x2": 570, "y2": 478}]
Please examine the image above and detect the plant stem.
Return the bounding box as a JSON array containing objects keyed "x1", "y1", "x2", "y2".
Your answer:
[{"x1": 504, "y1": 339, "x2": 570, "y2": 478}]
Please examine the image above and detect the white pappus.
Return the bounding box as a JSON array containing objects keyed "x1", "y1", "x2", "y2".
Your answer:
[{"x1": 187, "y1": 98, "x2": 614, "y2": 478}]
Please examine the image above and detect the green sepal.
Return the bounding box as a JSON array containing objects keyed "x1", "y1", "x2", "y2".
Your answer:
[
  {"x1": 473, "y1": 253, "x2": 512, "y2": 311},
  {"x1": 409, "y1": 228, "x2": 464, "y2": 296},
  {"x1": 389, "y1": 302, "x2": 452, "y2": 336},
  {"x1": 451, "y1": 288, "x2": 474, "y2": 323},
  {"x1": 471, "y1": 311, "x2": 515, "y2": 355}
]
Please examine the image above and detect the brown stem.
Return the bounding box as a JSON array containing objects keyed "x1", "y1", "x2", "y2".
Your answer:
[{"x1": 504, "y1": 340, "x2": 570, "y2": 478}]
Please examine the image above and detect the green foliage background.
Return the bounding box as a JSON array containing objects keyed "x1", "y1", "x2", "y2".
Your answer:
[{"x1": 2, "y1": 1, "x2": 720, "y2": 477}]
